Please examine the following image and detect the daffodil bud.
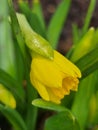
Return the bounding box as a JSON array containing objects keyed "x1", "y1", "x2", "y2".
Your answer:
[
  {"x1": 16, "y1": 13, "x2": 54, "y2": 60},
  {"x1": 71, "y1": 27, "x2": 97, "y2": 62},
  {"x1": 0, "y1": 84, "x2": 16, "y2": 109}
]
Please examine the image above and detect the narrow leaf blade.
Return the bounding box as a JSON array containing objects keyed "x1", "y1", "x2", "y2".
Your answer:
[
  {"x1": 19, "y1": 1, "x2": 46, "y2": 37},
  {"x1": 75, "y1": 47, "x2": 98, "y2": 78},
  {"x1": 82, "y1": 0, "x2": 96, "y2": 35},
  {"x1": 32, "y1": 98, "x2": 67, "y2": 112},
  {"x1": 47, "y1": 0, "x2": 71, "y2": 49},
  {"x1": 32, "y1": 0, "x2": 46, "y2": 32}
]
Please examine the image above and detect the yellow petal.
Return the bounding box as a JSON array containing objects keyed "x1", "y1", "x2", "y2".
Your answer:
[
  {"x1": 31, "y1": 57, "x2": 63, "y2": 88},
  {"x1": 50, "y1": 88, "x2": 65, "y2": 99},
  {"x1": 62, "y1": 77, "x2": 79, "y2": 94},
  {"x1": 46, "y1": 87, "x2": 61, "y2": 104},
  {"x1": 30, "y1": 74, "x2": 49, "y2": 101},
  {"x1": 54, "y1": 50, "x2": 81, "y2": 78}
]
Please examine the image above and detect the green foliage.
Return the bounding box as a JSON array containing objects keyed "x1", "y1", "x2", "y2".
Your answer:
[
  {"x1": 0, "y1": 0, "x2": 98, "y2": 130},
  {"x1": 0, "y1": 69, "x2": 25, "y2": 106},
  {"x1": 75, "y1": 47, "x2": 98, "y2": 78},
  {"x1": 44, "y1": 112, "x2": 80, "y2": 130},
  {"x1": 0, "y1": 0, "x2": 16, "y2": 78},
  {"x1": 32, "y1": 98, "x2": 66, "y2": 112},
  {"x1": 19, "y1": 1, "x2": 46, "y2": 37},
  {"x1": 32, "y1": 99, "x2": 80, "y2": 130},
  {"x1": 72, "y1": 72, "x2": 98, "y2": 129},
  {"x1": 0, "y1": 104, "x2": 27, "y2": 130},
  {"x1": 47, "y1": 0, "x2": 71, "y2": 49},
  {"x1": 82, "y1": 0, "x2": 96, "y2": 35}
]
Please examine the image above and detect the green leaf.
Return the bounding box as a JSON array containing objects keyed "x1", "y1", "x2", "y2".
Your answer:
[
  {"x1": 88, "y1": 91, "x2": 98, "y2": 125},
  {"x1": 66, "y1": 23, "x2": 80, "y2": 59},
  {"x1": 44, "y1": 112, "x2": 80, "y2": 130},
  {"x1": 32, "y1": 0, "x2": 46, "y2": 33},
  {"x1": 82, "y1": 0, "x2": 96, "y2": 35},
  {"x1": 0, "y1": 104, "x2": 27, "y2": 130},
  {"x1": 8, "y1": 0, "x2": 33, "y2": 69},
  {"x1": 0, "y1": 69, "x2": 25, "y2": 106},
  {"x1": 8, "y1": 0, "x2": 27, "y2": 59},
  {"x1": 0, "y1": 0, "x2": 17, "y2": 78},
  {"x1": 19, "y1": 1, "x2": 46, "y2": 37},
  {"x1": 14, "y1": 41, "x2": 25, "y2": 84},
  {"x1": 25, "y1": 103, "x2": 38, "y2": 130},
  {"x1": 72, "y1": 24, "x2": 80, "y2": 45},
  {"x1": 72, "y1": 72, "x2": 97, "y2": 129},
  {"x1": 47, "y1": 0, "x2": 71, "y2": 49},
  {"x1": 25, "y1": 81, "x2": 38, "y2": 130},
  {"x1": 75, "y1": 47, "x2": 98, "y2": 78},
  {"x1": 93, "y1": 28, "x2": 98, "y2": 44},
  {"x1": 71, "y1": 27, "x2": 95, "y2": 62},
  {"x1": 32, "y1": 98, "x2": 67, "y2": 112}
]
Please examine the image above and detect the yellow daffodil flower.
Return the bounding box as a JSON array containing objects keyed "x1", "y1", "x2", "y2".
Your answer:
[{"x1": 30, "y1": 50, "x2": 81, "y2": 104}]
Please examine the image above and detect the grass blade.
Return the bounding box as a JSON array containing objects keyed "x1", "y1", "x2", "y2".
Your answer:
[
  {"x1": 47, "y1": 0, "x2": 71, "y2": 49},
  {"x1": 32, "y1": 0, "x2": 46, "y2": 32},
  {"x1": 82, "y1": 0, "x2": 96, "y2": 35}
]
